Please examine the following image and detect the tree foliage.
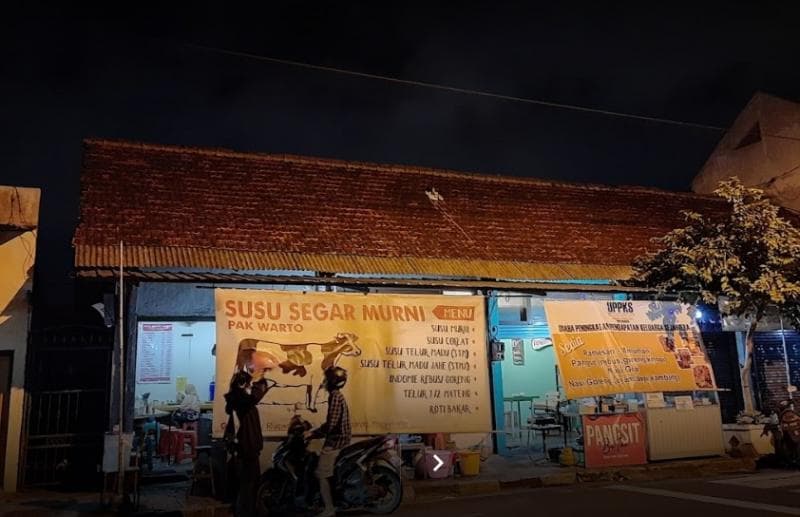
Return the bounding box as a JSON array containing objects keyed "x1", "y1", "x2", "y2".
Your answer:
[{"x1": 632, "y1": 178, "x2": 800, "y2": 327}]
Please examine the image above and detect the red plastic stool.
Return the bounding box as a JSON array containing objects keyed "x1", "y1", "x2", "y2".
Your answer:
[
  {"x1": 173, "y1": 429, "x2": 198, "y2": 463},
  {"x1": 159, "y1": 426, "x2": 176, "y2": 460}
]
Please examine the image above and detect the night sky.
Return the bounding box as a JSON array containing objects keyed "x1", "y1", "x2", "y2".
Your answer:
[{"x1": 3, "y1": 3, "x2": 800, "y2": 311}]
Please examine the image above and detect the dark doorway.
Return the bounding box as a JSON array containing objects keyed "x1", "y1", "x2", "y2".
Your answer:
[
  {"x1": 0, "y1": 351, "x2": 12, "y2": 487},
  {"x1": 702, "y1": 332, "x2": 744, "y2": 423}
]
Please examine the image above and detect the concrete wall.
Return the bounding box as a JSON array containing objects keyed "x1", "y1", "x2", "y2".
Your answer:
[
  {"x1": 135, "y1": 282, "x2": 314, "y2": 318},
  {"x1": 0, "y1": 186, "x2": 40, "y2": 491},
  {"x1": 693, "y1": 92, "x2": 800, "y2": 210}
]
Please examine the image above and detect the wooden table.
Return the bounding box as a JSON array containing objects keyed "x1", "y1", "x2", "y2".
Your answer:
[
  {"x1": 503, "y1": 395, "x2": 539, "y2": 442},
  {"x1": 133, "y1": 410, "x2": 170, "y2": 421},
  {"x1": 526, "y1": 424, "x2": 563, "y2": 454},
  {"x1": 154, "y1": 403, "x2": 214, "y2": 412}
]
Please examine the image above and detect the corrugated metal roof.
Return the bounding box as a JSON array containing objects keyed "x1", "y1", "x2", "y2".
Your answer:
[
  {"x1": 75, "y1": 267, "x2": 649, "y2": 292},
  {"x1": 75, "y1": 244, "x2": 632, "y2": 282},
  {"x1": 74, "y1": 140, "x2": 728, "y2": 280}
]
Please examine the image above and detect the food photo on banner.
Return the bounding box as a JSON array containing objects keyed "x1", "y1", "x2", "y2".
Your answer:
[
  {"x1": 542, "y1": 300, "x2": 724, "y2": 464},
  {"x1": 212, "y1": 289, "x2": 493, "y2": 437},
  {"x1": 543, "y1": 300, "x2": 718, "y2": 399}
]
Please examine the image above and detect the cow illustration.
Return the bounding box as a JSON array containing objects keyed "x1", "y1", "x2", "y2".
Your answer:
[{"x1": 234, "y1": 332, "x2": 362, "y2": 412}]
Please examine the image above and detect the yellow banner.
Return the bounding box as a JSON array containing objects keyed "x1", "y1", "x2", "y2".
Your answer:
[
  {"x1": 543, "y1": 301, "x2": 717, "y2": 399},
  {"x1": 213, "y1": 289, "x2": 491, "y2": 437}
]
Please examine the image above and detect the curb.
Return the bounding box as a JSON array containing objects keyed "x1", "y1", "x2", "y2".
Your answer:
[
  {"x1": 179, "y1": 504, "x2": 231, "y2": 517},
  {"x1": 405, "y1": 457, "x2": 756, "y2": 504}
]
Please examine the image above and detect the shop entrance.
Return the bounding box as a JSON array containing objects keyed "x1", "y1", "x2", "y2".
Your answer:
[
  {"x1": 495, "y1": 295, "x2": 569, "y2": 458},
  {"x1": 133, "y1": 320, "x2": 216, "y2": 478}
]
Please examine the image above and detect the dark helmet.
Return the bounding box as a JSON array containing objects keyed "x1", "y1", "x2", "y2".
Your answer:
[
  {"x1": 231, "y1": 370, "x2": 252, "y2": 389},
  {"x1": 288, "y1": 415, "x2": 311, "y2": 435},
  {"x1": 324, "y1": 366, "x2": 348, "y2": 391}
]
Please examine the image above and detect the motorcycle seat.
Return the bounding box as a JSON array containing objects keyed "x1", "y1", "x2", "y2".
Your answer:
[{"x1": 337, "y1": 436, "x2": 385, "y2": 462}]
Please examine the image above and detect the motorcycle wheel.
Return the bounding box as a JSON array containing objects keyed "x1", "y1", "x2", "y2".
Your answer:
[
  {"x1": 365, "y1": 465, "x2": 403, "y2": 514},
  {"x1": 255, "y1": 469, "x2": 290, "y2": 517}
]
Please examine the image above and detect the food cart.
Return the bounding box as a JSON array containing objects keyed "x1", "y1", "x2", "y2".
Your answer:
[{"x1": 544, "y1": 300, "x2": 725, "y2": 467}]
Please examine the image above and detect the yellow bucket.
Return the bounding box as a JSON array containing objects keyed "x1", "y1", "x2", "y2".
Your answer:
[{"x1": 458, "y1": 451, "x2": 481, "y2": 476}]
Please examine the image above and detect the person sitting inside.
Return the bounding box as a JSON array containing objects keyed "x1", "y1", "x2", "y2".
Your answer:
[{"x1": 173, "y1": 384, "x2": 201, "y2": 427}]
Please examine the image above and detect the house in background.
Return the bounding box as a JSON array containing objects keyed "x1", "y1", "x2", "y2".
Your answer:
[
  {"x1": 0, "y1": 185, "x2": 40, "y2": 491},
  {"x1": 693, "y1": 92, "x2": 800, "y2": 416},
  {"x1": 692, "y1": 92, "x2": 800, "y2": 211}
]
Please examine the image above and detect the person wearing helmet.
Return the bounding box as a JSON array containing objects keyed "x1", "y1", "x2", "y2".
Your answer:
[
  {"x1": 305, "y1": 366, "x2": 351, "y2": 517},
  {"x1": 225, "y1": 365, "x2": 274, "y2": 517}
]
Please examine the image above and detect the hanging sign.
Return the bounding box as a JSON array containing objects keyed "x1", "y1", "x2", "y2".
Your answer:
[
  {"x1": 543, "y1": 301, "x2": 717, "y2": 399},
  {"x1": 213, "y1": 289, "x2": 492, "y2": 437},
  {"x1": 645, "y1": 392, "x2": 666, "y2": 408},
  {"x1": 531, "y1": 337, "x2": 553, "y2": 351},
  {"x1": 512, "y1": 339, "x2": 525, "y2": 365},
  {"x1": 136, "y1": 323, "x2": 173, "y2": 384},
  {"x1": 583, "y1": 412, "x2": 647, "y2": 468}
]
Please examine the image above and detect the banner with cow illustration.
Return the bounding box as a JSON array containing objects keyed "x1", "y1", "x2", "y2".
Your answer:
[{"x1": 212, "y1": 289, "x2": 491, "y2": 437}]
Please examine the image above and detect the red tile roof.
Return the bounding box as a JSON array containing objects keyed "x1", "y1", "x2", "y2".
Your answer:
[{"x1": 73, "y1": 139, "x2": 724, "y2": 281}]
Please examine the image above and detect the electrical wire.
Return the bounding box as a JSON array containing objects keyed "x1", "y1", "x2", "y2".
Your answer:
[{"x1": 184, "y1": 43, "x2": 726, "y2": 132}]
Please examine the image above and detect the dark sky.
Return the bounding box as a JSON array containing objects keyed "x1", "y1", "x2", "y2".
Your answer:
[{"x1": 2, "y1": 2, "x2": 800, "y2": 308}]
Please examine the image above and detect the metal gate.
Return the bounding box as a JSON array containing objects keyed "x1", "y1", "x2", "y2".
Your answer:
[
  {"x1": 753, "y1": 330, "x2": 800, "y2": 416},
  {"x1": 23, "y1": 325, "x2": 113, "y2": 488},
  {"x1": 702, "y1": 331, "x2": 744, "y2": 423}
]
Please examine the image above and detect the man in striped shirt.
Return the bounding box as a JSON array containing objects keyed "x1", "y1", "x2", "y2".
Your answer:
[{"x1": 306, "y1": 366, "x2": 351, "y2": 517}]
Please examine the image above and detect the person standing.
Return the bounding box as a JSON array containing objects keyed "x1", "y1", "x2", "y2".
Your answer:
[
  {"x1": 224, "y1": 368, "x2": 272, "y2": 517},
  {"x1": 305, "y1": 366, "x2": 351, "y2": 517}
]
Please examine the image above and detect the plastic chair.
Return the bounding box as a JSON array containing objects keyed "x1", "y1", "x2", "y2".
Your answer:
[
  {"x1": 142, "y1": 419, "x2": 160, "y2": 444},
  {"x1": 158, "y1": 425, "x2": 175, "y2": 461},
  {"x1": 533, "y1": 391, "x2": 560, "y2": 416}
]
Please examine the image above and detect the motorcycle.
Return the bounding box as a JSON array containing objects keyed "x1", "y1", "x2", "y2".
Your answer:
[
  {"x1": 256, "y1": 416, "x2": 403, "y2": 516},
  {"x1": 761, "y1": 400, "x2": 800, "y2": 467}
]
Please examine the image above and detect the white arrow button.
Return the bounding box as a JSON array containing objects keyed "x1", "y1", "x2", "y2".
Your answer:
[{"x1": 432, "y1": 454, "x2": 444, "y2": 472}]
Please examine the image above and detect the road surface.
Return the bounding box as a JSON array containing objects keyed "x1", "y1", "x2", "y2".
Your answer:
[{"x1": 396, "y1": 471, "x2": 800, "y2": 517}]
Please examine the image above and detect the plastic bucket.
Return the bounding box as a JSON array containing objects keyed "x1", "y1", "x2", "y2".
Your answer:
[
  {"x1": 424, "y1": 450, "x2": 453, "y2": 479},
  {"x1": 458, "y1": 450, "x2": 481, "y2": 476}
]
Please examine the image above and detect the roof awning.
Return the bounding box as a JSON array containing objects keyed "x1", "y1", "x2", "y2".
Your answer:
[
  {"x1": 75, "y1": 267, "x2": 649, "y2": 293},
  {"x1": 74, "y1": 244, "x2": 634, "y2": 282}
]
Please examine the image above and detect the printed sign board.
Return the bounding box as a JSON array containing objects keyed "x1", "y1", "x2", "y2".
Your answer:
[
  {"x1": 583, "y1": 413, "x2": 647, "y2": 468},
  {"x1": 136, "y1": 323, "x2": 173, "y2": 384},
  {"x1": 531, "y1": 337, "x2": 553, "y2": 351},
  {"x1": 213, "y1": 290, "x2": 491, "y2": 437},
  {"x1": 512, "y1": 339, "x2": 525, "y2": 365},
  {"x1": 544, "y1": 301, "x2": 717, "y2": 399}
]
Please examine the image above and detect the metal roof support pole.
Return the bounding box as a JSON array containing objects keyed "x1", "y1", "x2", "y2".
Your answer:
[
  {"x1": 117, "y1": 241, "x2": 124, "y2": 498},
  {"x1": 781, "y1": 315, "x2": 793, "y2": 399}
]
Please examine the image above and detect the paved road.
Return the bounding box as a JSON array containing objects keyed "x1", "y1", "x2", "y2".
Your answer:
[{"x1": 395, "y1": 471, "x2": 800, "y2": 517}]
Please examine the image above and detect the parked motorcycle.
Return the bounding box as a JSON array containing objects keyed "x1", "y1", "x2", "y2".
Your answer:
[
  {"x1": 256, "y1": 416, "x2": 403, "y2": 516},
  {"x1": 762, "y1": 399, "x2": 800, "y2": 466}
]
